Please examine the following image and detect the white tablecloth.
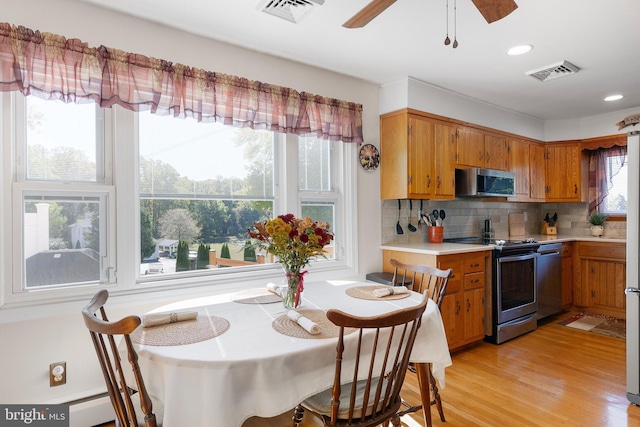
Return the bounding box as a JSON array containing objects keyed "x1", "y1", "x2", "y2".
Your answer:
[{"x1": 131, "y1": 280, "x2": 452, "y2": 427}]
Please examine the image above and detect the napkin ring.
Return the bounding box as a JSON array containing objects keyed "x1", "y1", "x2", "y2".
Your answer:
[{"x1": 169, "y1": 313, "x2": 179, "y2": 323}]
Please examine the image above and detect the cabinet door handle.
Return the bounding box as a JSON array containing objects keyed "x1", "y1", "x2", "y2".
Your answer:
[
  {"x1": 470, "y1": 263, "x2": 480, "y2": 268},
  {"x1": 427, "y1": 175, "x2": 431, "y2": 187},
  {"x1": 574, "y1": 184, "x2": 578, "y2": 194},
  {"x1": 456, "y1": 300, "x2": 461, "y2": 315},
  {"x1": 466, "y1": 299, "x2": 471, "y2": 312}
]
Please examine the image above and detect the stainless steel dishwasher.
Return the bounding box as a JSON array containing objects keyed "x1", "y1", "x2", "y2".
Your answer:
[{"x1": 536, "y1": 242, "x2": 563, "y2": 319}]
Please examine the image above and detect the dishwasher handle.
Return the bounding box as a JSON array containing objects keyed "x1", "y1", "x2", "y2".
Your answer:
[
  {"x1": 538, "y1": 250, "x2": 560, "y2": 256},
  {"x1": 537, "y1": 242, "x2": 562, "y2": 255}
]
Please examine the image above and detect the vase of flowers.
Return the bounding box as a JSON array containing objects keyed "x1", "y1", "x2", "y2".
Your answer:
[{"x1": 248, "y1": 214, "x2": 334, "y2": 309}]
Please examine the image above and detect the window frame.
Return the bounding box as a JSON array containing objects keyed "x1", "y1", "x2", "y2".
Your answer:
[
  {"x1": 2, "y1": 93, "x2": 117, "y2": 306},
  {"x1": 600, "y1": 151, "x2": 628, "y2": 218},
  {"x1": 132, "y1": 115, "x2": 351, "y2": 285},
  {"x1": 0, "y1": 94, "x2": 357, "y2": 308}
]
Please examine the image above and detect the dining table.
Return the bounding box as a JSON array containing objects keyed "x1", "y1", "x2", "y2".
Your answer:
[{"x1": 126, "y1": 279, "x2": 453, "y2": 427}]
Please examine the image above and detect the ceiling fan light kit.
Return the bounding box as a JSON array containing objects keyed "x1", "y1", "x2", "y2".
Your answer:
[{"x1": 344, "y1": 0, "x2": 519, "y2": 51}]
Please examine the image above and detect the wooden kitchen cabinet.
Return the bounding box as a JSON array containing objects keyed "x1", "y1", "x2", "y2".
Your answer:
[
  {"x1": 380, "y1": 109, "x2": 455, "y2": 200},
  {"x1": 561, "y1": 242, "x2": 573, "y2": 307},
  {"x1": 573, "y1": 241, "x2": 626, "y2": 318},
  {"x1": 456, "y1": 127, "x2": 508, "y2": 171},
  {"x1": 456, "y1": 126, "x2": 485, "y2": 168},
  {"x1": 381, "y1": 249, "x2": 491, "y2": 351},
  {"x1": 545, "y1": 142, "x2": 586, "y2": 202},
  {"x1": 508, "y1": 138, "x2": 546, "y2": 202}
]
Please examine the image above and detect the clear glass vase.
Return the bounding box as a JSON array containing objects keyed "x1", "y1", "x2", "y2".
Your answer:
[{"x1": 281, "y1": 268, "x2": 304, "y2": 309}]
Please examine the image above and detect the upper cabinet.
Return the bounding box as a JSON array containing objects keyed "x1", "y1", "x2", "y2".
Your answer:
[
  {"x1": 544, "y1": 142, "x2": 587, "y2": 202},
  {"x1": 456, "y1": 127, "x2": 508, "y2": 171},
  {"x1": 380, "y1": 110, "x2": 455, "y2": 200},
  {"x1": 380, "y1": 108, "x2": 594, "y2": 203},
  {"x1": 508, "y1": 138, "x2": 545, "y2": 202}
]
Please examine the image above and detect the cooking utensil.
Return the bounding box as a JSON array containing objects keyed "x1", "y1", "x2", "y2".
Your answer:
[
  {"x1": 432, "y1": 210, "x2": 439, "y2": 226},
  {"x1": 408, "y1": 200, "x2": 417, "y2": 232},
  {"x1": 418, "y1": 200, "x2": 424, "y2": 229},
  {"x1": 439, "y1": 209, "x2": 446, "y2": 225},
  {"x1": 396, "y1": 200, "x2": 404, "y2": 234}
]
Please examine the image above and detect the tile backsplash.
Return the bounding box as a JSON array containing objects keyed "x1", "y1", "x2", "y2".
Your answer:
[{"x1": 381, "y1": 199, "x2": 626, "y2": 244}]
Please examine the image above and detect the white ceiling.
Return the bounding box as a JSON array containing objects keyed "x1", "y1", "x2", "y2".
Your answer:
[{"x1": 78, "y1": 0, "x2": 640, "y2": 121}]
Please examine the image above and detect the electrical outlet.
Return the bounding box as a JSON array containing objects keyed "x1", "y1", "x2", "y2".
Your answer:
[{"x1": 49, "y1": 362, "x2": 66, "y2": 387}]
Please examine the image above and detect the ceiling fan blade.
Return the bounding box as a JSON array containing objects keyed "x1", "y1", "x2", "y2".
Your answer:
[
  {"x1": 343, "y1": 0, "x2": 398, "y2": 28},
  {"x1": 471, "y1": 0, "x2": 518, "y2": 23}
]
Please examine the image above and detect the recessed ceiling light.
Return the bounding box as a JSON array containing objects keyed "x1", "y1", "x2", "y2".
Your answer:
[
  {"x1": 604, "y1": 94, "x2": 623, "y2": 102},
  {"x1": 507, "y1": 45, "x2": 533, "y2": 56}
]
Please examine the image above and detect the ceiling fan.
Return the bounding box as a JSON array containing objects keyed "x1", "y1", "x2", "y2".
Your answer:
[{"x1": 343, "y1": 0, "x2": 518, "y2": 28}]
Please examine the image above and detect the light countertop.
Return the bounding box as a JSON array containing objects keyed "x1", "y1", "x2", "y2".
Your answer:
[{"x1": 380, "y1": 235, "x2": 626, "y2": 256}]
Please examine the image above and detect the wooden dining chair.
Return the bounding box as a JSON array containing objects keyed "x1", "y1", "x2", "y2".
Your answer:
[
  {"x1": 81, "y1": 289, "x2": 163, "y2": 427},
  {"x1": 388, "y1": 258, "x2": 452, "y2": 426},
  {"x1": 291, "y1": 296, "x2": 428, "y2": 427}
]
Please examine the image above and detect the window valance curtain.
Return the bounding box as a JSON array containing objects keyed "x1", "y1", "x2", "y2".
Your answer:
[
  {"x1": 586, "y1": 145, "x2": 627, "y2": 212},
  {"x1": 0, "y1": 23, "x2": 363, "y2": 143}
]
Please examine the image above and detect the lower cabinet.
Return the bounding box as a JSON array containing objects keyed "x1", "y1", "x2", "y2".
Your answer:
[
  {"x1": 382, "y1": 249, "x2": 491, "y2": 351},
  {"x1": 573, "y1": 241, "x2": 626, "y2": 318}
]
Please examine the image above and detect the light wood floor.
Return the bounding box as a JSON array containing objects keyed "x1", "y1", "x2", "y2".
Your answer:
[{"x1": 97, "y1": 312, "x2": 640, "y2": 426}]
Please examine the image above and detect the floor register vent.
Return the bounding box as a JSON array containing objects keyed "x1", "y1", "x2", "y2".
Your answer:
[
  {"x1": 258, "y1": 0, "x2": 324, "y2": 23},
  {"x1": 526, "y1": 60, "x2": 580, "y2": 82}
]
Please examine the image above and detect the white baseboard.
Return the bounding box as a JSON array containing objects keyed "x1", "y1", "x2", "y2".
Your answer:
[{"x1": 69, "y1": 394, "x2": 114, "y2": 427}]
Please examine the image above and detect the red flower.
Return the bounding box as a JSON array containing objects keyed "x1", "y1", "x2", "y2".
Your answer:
[
  {"x1": 300, "y1": 233, "x2": 309, "y2": 243},
  {"x1": 278, "y1": 213, "x2": 295, "y2": 224}
]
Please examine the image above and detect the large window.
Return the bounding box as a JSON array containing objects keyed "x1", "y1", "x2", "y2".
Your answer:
[
  {"x1": 2, "y1": 93, "x2": 351, "y2": 305},
  {"x1": 9, "y1": 95, "x2": 115, "y2": 297},
  {"x1": 137, "y1": 113, "x2": 338, "y2": 277}
]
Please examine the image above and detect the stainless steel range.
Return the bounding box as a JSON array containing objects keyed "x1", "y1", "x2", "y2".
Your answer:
[{"x1": 486, "y1": 239, "x2": 540, "y2": 344}]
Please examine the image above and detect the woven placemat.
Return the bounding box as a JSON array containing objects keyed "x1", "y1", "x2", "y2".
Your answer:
[
  {"x1": 272, "y1": 309, "x2": 356, "y2": 339},
  {"x1": 231, "y1": 288, "x2": 282, "y2": 304},
  {"x1": 345, "y1": 285, "x2": 411, "y2": 301},
  {"x1": 131, "y1": 315, "x2": 230, "y2": 346}
]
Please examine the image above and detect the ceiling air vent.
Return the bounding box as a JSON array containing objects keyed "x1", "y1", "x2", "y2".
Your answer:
[
  {"x1": 258, "y1": 0, "x2": 325, "y2": 24},
  {"x1": 526, "y1": 61, "x2": 580, "y2": 82}
]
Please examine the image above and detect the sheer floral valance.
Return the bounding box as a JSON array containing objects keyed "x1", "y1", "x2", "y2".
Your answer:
[
  {"x1": 587, "y1": 145, "x2": 627, "y2": 212},
  {"x1": 0, "y1": 23, "x2": 363, "y2": 143}
]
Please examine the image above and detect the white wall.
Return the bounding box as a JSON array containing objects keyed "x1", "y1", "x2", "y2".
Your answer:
[
  {"x1": 381, "y1": 76, "x2": 640, "y2": 142},
  {"x1": 1, "y1": 0, "x2": 382, "y2": 414},
  {"x1": 381, "y1": 77, "x2": 546, "y2": 140},
  {"x1": 545, "y1": 106, "x2": 640, "y2": 141}
]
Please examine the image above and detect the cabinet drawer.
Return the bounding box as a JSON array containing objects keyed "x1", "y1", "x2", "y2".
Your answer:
[
  {"x1": 464, "y1": 272, "x2": 485, "y2": 290},
  {"x1": 578, "y1": 243, "x2": 625, "y2": 260},
  {"x1": 438, "y1": 259, "x2": 463, "y2": 294},
  {"x1": 464, "y1": 257, "x2": 485, "y2": 274}
]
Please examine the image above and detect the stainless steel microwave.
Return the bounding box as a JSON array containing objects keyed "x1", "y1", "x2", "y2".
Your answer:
[{"x1": 455, "y1": 168, "x2": 515, "y2": 197}]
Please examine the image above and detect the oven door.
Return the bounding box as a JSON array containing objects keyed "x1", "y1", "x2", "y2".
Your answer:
[{"x1": 496, "y1": 252, "x2": 537, "y2": 324}]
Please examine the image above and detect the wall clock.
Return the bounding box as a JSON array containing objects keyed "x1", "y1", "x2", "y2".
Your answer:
[{"x1": 359, "y1": 143, "x2": 380, "y2": 171}]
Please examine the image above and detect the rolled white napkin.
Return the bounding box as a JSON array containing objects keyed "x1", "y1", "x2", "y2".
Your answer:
[
  {"x1": 287, "y1": 310, "x2": 320, "y2": 335},
  {"x1": 142, "y1": 311, "x2": 198, "y2": 328},
  {"x1": 373, "y1": 286, "x2": 410, "y2": 298},
  {"x1": 266, "y1": 282, "x2": 283, "y2": 296}
]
